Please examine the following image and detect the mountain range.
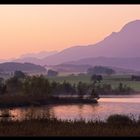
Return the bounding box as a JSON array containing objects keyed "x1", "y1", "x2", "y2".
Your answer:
[
  {"x1": 62, "y1": 57, "x2": 140, "y2": 71},
  {"x1": 10, "y1": 20, "x2": 140, "y2": 71},
  {"x1": 42, "y1": 20, "x2": 140, "y2": 65}
]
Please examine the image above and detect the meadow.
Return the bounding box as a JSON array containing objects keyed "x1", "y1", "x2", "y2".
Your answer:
[{"x1": 48, "y1": 74, "x2": 140, "y2": 92}]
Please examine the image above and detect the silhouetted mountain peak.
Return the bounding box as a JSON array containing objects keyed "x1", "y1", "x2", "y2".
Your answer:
[{"x1": 120, "y1": 20, "x2": 140, "y2": 33}]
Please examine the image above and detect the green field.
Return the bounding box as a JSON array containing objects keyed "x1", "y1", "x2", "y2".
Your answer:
[{"x1": 48, "y1": 74, "x2": 140, "y2": 92}]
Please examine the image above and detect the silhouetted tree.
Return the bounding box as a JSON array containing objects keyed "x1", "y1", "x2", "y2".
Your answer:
[
  {"x1": 105, "y1": 68, "x2": 115, "y2": 76},
  {"x1": 6, "y1": 77, "x2": 23, "y2": 94},
  {"x1": 77, "y1": 81, "x2": 88, "y2": 98},
  {"x1": 47, "y1": 70, "x2": 58, "y2": 77},
  {"x1": 91, "y1": 74, "x2": 103, "y2": 83},
  {"x1": 118, "y1": 82, "x2": 123, "y2": 92},
  {"x1": 90, "y1": 88, "x2": 99, "y2": 99},
  {"x1": 131, "y1": 75, "x2": 140, "y2": 81},
  {"x1": 14, "y1": 70, "x2": 26, "y2": 79},
  {"x1": 0, "y1": 78, "x2": 6, "y2": 95}
]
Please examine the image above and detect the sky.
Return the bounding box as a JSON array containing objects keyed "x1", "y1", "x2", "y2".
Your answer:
[{"x1": 1, "y1": 4, "x2": 140, "y2": 59}]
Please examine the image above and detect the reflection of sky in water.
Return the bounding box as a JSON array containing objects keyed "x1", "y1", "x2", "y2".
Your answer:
[{"x1": 0, "y1": 96, "x2": 140, "y2": 122}]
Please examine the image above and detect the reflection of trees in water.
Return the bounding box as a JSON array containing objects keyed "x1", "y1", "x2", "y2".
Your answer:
[
  {"x1": 24, "y1": 106, "x2": 52, "y2": 120},
  {"x1": 91, "y1": 103, "x2": 101, "y2": 121},
  {"x1": 0, "y1": 106, "x2": 55, "y2": 121},
  {"x1": 49, "y1": 104, "x2": 96, "y2": 121},
  {"x1": 77, "y1": 104, "x2": 100, "y2": 121},
  {"x1": 10, "y1": 108, "x2": 24, "y2": 121},
  {"x1": 49, "y1": 106, "x2": 57, "y2": 119},
  {"x1": 40, "y1": 106, "x2": 52, "y2": 119},
  {"x1": 0, "y1": 107, "x2": 53, "y2": 121},
  {"x1": 25, "y1": 106, "x2": 37, "y2": 119},
  {"x1": 48, "y1": 104, "x2": 100, "y2": 121},
  {"x1": 77, "y1": 104, "x2": 83, "y2": 120},
  {"x1": 0, "y1": 109, "x2": 12, "y2": 121},
  {"x1": 91, "y1": 103, "x2": 99, "y2": 112},
  {"x1": 0, "y1": 103, "x2": 101, "y2": 121}
]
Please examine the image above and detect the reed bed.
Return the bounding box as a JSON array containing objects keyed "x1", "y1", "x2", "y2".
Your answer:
[{"x1": 0, "y1": 114, "x2": 140, "y2": 136}]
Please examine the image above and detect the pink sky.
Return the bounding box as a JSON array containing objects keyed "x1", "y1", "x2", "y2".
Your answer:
[{"x1": 1, "y1": 5, "x2": 140, "y2": 59}]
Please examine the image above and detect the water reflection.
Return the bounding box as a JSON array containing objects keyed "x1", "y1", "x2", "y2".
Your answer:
[
  {"x1": 0, "y1": 109, "x2": 12, "y2": 121},
  {"x1": 0, "y1": 96, "x2": 140, "y2": 122}
]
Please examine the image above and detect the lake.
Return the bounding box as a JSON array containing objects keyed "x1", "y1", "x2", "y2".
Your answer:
[{"x1": 1, "y1": 94, "x2": 140, "y2": 122}]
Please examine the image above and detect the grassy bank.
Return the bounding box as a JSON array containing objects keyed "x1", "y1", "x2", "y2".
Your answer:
[{"x1": 0, "y1": 114, "x2": 140, "y2": 136}]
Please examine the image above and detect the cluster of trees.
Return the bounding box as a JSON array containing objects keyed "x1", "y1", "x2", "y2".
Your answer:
[
  {"x1": 51, "y1": 81, "x2": 76, "y2": 95},
  {"x1": 0, "y1": 70, "x2": 133, "y2": 97},
  {"x1": 90, "y1": 82, "x2": 133, "y2": 95},
  {"x1": 131, "y1": 75, "x2": 140, "y2": 81},
  {"x1": 115, "y1": 83, "x2": 133, "y2": 93},
  {"x1": 0, "y1": 71, "x2": 98, "y2": 98},
  {"x1": 87, "y1": 66, "x2": 115, "y2": 76}
]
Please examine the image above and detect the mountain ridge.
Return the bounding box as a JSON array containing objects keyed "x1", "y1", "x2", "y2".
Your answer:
[
  {"x1": 61, "y1": 57, "x2": 140, "y2": 71},
  {"x1": 13, "y1": 20, "x2": 140, "y2": 67},
  {"x1": 38, "y1": 19, "x2": 140, "y2": 65}
]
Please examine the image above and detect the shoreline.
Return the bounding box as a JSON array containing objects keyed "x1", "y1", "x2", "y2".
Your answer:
[
  {"x1": 0, "y1": 92, "x2": 139, "y2": 109},
  {"x1": 0, "y1": 96, "x2": 98, "y2": 109}
]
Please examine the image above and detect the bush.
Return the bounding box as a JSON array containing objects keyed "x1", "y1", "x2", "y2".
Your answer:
[{"x1": 106, "y1": 114, "x2": 133, "y2": 125}]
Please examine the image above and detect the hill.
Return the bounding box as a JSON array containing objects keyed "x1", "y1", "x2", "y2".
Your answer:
[{"x1": 0, "y1": 62, "x2": 46, "y2": 73}]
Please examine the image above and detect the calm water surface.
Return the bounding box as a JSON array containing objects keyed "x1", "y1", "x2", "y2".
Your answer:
[{"x1": 1, "y1": 95, "x2": 140, "y2": 122}]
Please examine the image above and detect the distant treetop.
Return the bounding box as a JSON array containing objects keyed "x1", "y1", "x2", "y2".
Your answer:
[{"x1": 87, "y1": 66, "x2": 115, "y2": 75}]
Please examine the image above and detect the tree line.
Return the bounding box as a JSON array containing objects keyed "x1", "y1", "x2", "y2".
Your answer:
[
  {"x1": 0, "y1": 71, "x2": 99, "y2": 98},
  {"x1": 0, "y1": 71, "x2": 133, "y2": 97}
]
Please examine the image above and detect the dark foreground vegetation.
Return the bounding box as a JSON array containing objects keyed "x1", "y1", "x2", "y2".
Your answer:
[{"x1": 0, "y1": 114, "x2": 140, "y2": 136}]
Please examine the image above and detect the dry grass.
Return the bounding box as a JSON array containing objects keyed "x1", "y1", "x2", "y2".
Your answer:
[{"x1": 0, "y1": 115, "x2": 140, "y2": 136}]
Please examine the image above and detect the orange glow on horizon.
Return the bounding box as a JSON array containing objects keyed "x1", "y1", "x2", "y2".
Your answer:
[{"x1": 0, "y1": 5, "x2": 140, "y2": 59}]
